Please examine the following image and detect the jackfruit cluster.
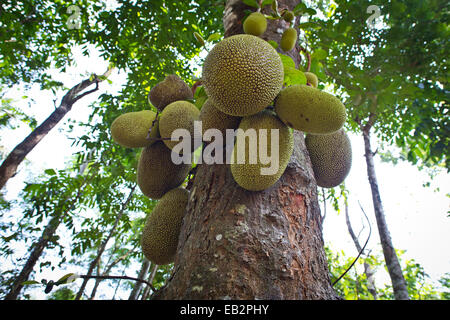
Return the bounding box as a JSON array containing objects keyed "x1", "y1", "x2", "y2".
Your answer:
[
  {"x1": 110, "y1": 9, "x2": 352, "y2": 266},
  {"x1": 305, "y1": 129, "x2": 352, "y2": 188},
  {"x1": 141, "y1": 187, "x2": 189, "y2": 265}
]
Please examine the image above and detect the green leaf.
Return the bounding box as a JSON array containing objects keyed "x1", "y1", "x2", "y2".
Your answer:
[
  {"x1": 312, "y1": 48, "x2": 327, "y2": 60},
  {"x1": 278, "y1": 53, "x2": 296, "y2": 69},
  {"x1": 193, "y1": 32, "x2": 205, "y2": 46},
  {"x1": 207, "y1": 33, "x2": 222, "y2": 42},
  {"x1": 284, "y1": 67, "x2": 307, "y2": 86},
  {"x1": 44, "y1": 169, "x2": 57, "y2": 176},
  {"x1": 267, "y1": 40, "x2": 278, "y2": 49},
  {"x1": 242, "y1": 0, "x2": 259, "y2": 8},
  {"x1": 305, "y1": 8, "x2": 317, "y2": 16},
  {"x1": 261, "y1": 0, "x2": 273, "y2": 7},
  {"x1": 56, "y1": 273, "x2": 78, "y2": 284},
  {"x1": 21, "y1": 280, "x2": 40, "y2": 286}
]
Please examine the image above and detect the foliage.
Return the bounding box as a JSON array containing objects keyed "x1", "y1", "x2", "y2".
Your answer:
[
  {"x1": 326, "y1": 246, "x2": 448, "y2": 299},
  {"x1": 305, "y1": 0, "x2": 449, "y2": 170}
]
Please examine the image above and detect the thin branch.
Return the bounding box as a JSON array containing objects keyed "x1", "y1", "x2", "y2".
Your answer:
[
  {"x1": 77, "y1": 274, "x2": 157, "y2": 293},
  {"x1": 332, "y1": 201, "x2": 372, "y2": 286}
]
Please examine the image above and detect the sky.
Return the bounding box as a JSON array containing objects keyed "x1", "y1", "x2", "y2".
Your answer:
[{"x1": 0, "y1": 23, "x2": 449, "y2": 299}]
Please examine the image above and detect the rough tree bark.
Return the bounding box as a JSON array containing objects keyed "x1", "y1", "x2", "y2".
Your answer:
[
  {"x1": 344, "y1": 202, "x2": 377, "y2": 299},
  {"x1": 0, "y1": 68, "x2": 112, "y2": 191},
  {"x1": 151, "y1": 1, "x2": 337, "y2": 299},
  {"x1": 361, "y1": 117, "x2": 409, "y2": 300}
]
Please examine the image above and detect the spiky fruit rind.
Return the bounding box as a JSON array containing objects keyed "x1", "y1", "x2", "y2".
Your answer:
[
  {"x1": 199, "y1": 99, "x2": 241, "y2": 138},
  {"x1": 148, "y1": 74, "x2": 193, "y2": 111},
  {"x1": 243, "y1": 12, "x2": 267, "y2": 36},
  {"x1": 275, "y1": 84, "x2": 346, "y2": 134},
  {"x1": 141, "y1": 187, "x2": 189, "y2": 265},
  {"x1": 304, "y1": 72, "x2": 318, "y2": 88},
  {"x1": 280, "y1": 27, "x2": 297, "y2": 52},
  {"x1": 202, "y1": 34, "x2": 284, "y2": 117},
  {"x1": 230, "y1": 110, "x2": 293, "y2": 191},
  {"x1": 159, "y1": 100, "x2": 200, "y2": 152},
  {"x1": 305, "y1": 129, "x2": 352, "y2": 188},
  {"x1": 137, "y1": 141, "x2": 191, "y2": 199},
  {"x1": 110, "y1": 110, "x2": 159, "y2": 148}
]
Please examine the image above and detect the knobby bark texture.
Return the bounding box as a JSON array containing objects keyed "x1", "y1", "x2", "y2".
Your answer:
[
  {"x1": 153, "y1": 0, "x2": 337, "y2": 300},
  {"x1": 344, "y1": 202, "x2": 377, "y2": 299},
  {"x1": 362, "y1": 127, "x2": 409, "y2": 300},
  {"x1": 0, "y1": 68, "x2": 112, "y2": 191}
]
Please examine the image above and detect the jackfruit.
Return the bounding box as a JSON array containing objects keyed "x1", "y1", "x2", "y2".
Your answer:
[
  {"x1": 230, "y1": 110, "x2": 293, "y2": 191},
  {"x1": 141, "y1": 187, "x2": 189, "y2": 265},
  {"x1": 110, "y1": 110, "x2": 160, "y2": 148},
  {"x1": 159, "y1": 100, "x2": 201, "y2": 153},
  {"x1": 280, "y1": 27, "x2": 297, "y2": 52},
  {"x1": 137, "y1": 141, "x2": 191, "y2": 199},
  {"x1": 305, "y1": 129, "x2": 352, "y2": 188},
  {"x1": 243, "y1": 12, "x2": 267, "y2": 36},
  {"x1": 199, "y1": 99, "x2": 241, "y2": 139},
  {"x1": 304, "y1": 72, "x2": 318, "y2": 88},
  {"x1": 148, "y1": 74, "x2": 193, "y2": 112},
  {"x1": 275, "y1": 84, "x2": 346, "y2": 134},
  {"x1": 282, "y1": 10, "x2": 295, "y2": 22},
  {"x1": 202, "y1": 34, "x2": 284, "y2": 117}
]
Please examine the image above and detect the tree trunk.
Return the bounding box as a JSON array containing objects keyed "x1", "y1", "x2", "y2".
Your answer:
[
  {"x1": 344, "y1": 202, "x2": 377, "y2": 299},
  {"x1": 152, "y1": 0, "x2": 337, "y2": 301},
  {"x1": 4, "y1": 214, "x2": 61, "y2": 300},
  {"x1": 4, "y1": 156, "x2": 91, "y2": 300},
  {"x1": 0, "y1": 68, "x2": 112, "y2": 191},
  {"x1": 129, "y1": 258, "x2": 151, "y2": 300},
  {"x1": 75, "y1": 185, "x2": 135, "y2": 300},
  {"x1": 362, "y1": 128, "x2": 409, "y2": 300},
  {"x1": 141, "y1": 264, "x2": 158, "y2": 300}
]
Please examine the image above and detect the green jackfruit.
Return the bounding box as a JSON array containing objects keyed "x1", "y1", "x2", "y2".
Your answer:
[
  {"x1": 110, "y1": 110, "x2": 159, "y2": 148},
  {"x1": 282, "y1": 10, "x2": 295, "y2": 22},
  {"x1": 305, "y1": 129, "x2": 352, "y2": 188},
  {"x1": 199, "y1": 99, "x2": 241, "y2": 139},
  {"x1": 275, "y1": 84, "x2": 346, "y2": 134},
  {"x1": 243, "y1": 12, "x2": 267, "y2": 36},
  {"x1": 159, "y1": 100, "x2": 201, "y2": 153},
  {"x1": 202, "y1": 34, "x2": 284, "y2": 117},
  {"x1": 137, "y1": 141, "x2": 191, "y2": 199},
  {"x1": 280, "y1": 27, "x2": 297, "y2": 52},
  {"x1": 304, "y1": 72, "x2": 318, "y2": 88},
  {"x1": 230, "y1": 110, "x2": 293, "y2": 191},
  {"x1": 141, "y1": 187, "x2": 189, "y2": 265},
  {"x1": 148, "y1": 74, "x2": 193, "y2": 112}
]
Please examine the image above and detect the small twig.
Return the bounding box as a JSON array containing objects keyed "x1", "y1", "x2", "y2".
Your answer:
[
  {"x1": 299, "y1": 45, "x2": 311, "y2": 72},
  {"x1": 332, "y1": 201, "x2": 372, "y2": 286},
  {"x1": 77, "y1": 274, "x2": 157, "y2": 292},
  {"x1": 191, "y1": 80, "x2": 202, "y2": 96},
  {"x1": 146, "y1": 109, "x2": 160, "y2": 140}
]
